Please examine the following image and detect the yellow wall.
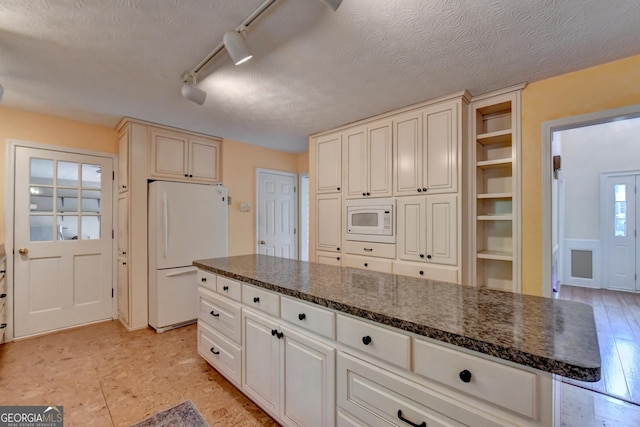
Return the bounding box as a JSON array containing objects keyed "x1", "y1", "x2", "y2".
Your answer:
[
  {"x1": 297, "y1": 152, "x2": 309, "y2": 174},
  {"x1": 0, "y1": 107, "x2": 118, "y2": 243},
  {"x1": 521, "y1": 54, "x2": 640, "y2": 296},
  {"x1": 221, "y1": 138, "x2": 300, "y2": 256}
]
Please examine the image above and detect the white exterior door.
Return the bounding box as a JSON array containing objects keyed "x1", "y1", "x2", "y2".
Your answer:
[
  {"x1": 257, "y1": 170, "x2": 297, "y2": 259},
  {"x1": 14, "y1": 146, "x2": 114, "y2": 337},
  {"x1": 603, "y1": 174, "x2": 639, "y2": 291}
]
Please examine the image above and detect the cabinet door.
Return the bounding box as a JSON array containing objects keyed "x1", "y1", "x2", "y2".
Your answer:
[
  {"x1": 117, "y1": 257, "x2": 129, "y2": 325},
  {"x1": 150, "y1": 129, "x2": 188, "y2": 179},
  {"x1": 368, "y1": 121, "x2": 393, "y2": 198},
  {"x1": 280, "y1": 326, "x2": 335, "y2": 427},
  {"x1": 423, "y1": 101, "x2": 458, "y2": 194},
  {"x1": 188, "y1": 138, "x2": 220, "y2": 182},
  {"x1": 393, "y1": 112, "x2": 423, "y2": 196},
  {"x1": 397, "y1": 196, "x2": 427, "y2": 262},
  {"x1": 118, "y1": 129, "x2": 129, "y2": 192},
  {"x1": 344, "y1": 127, "x2": 367, "y2": 199},
  {"x1": 426, "y1": 195, "x2": 457, "y2": 265},
  {"x1": 117, "y1": 193, "x2": 129, "y2": 257},
  {"x1": 315, "y1": 195, "x2": 341, "y2": 253},
  {"x1": 242, "y1": 309, "x2": 281, "y2": 416},
  {"x1": 315, "y1": 132, "x2": 342, "y2": 194}
]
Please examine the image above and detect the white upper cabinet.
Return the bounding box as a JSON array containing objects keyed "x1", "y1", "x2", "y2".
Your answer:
[
  {"x1": 150, "y1": 128, "x2": 220, "y2": 183},
  {"x1": 315, "y1": 132, "x2": 342, "y2": 194},
  {"x1": 315, "y1": 194, "x2": 342, "y2": 253},
  {"x1": 394, "y1": 100, "x2": 459, "y2": 196},
  {"x1": 344, "y1": 121, "x2": 393, "y2": 199},
  {"x1": 118, "y1": 129, "x2": 129, "y2": 192}
]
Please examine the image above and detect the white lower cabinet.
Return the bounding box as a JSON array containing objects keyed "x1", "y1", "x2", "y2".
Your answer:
[
  {"x1": 242, "y1": 308, "x2": 336, "y2": 427},
  {"x1": 197, "y1": 321, "x2": 242, "y2": 386}
]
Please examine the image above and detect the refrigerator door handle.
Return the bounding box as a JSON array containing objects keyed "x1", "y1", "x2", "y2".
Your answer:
[
  {"x1": 164, "y1": 267, "x2": 197, "y2": 277},
  {"x1": 163, "y1": 191, "x2": 169, "y2": 259}
]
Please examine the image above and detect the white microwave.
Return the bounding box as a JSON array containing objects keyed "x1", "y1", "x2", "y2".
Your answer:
[{"x1": 345, "y1": 198, "x2": 395, "y2": 243}]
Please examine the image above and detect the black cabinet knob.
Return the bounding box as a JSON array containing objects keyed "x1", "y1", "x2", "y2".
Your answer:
[
  {"x1": 459, "y1": 369, "x2": 472, "y2": 383},
  {"x1": 337, "y1": 187, "x2": 340, "y2": 191},
  {"x1": 422, "y1": 187, "x2": 427, "y2": 192},
  {"x1": 223, "y1": 285, "x2": 229, "y2": 291},
  {"x1": 277, "y1": 331, "x2": 283, "y2": 339},
  {"x1": 336, "y1": 257, "x2": 340, "y2": 261},
  {"x1": 210, "y1": 310, "x2": 219, "y2": 317},
  {"x1": 364, "y1": 263, "x2": 368, "y2": 267},
  {"x1": 362, "y1": 192, "x2": 366, "y2": 196},
  {"x1": 366, "y1": 192, "x2": 370, "y2": 196},
  {"x1": 271, "y1": 329, "x2": 278, "y2": 336},
  {"x1": 210, "y1": 347, "x2": 220, "y2": 355},
  {"x1": 362, "y1": 336, "x2": 372, "y2": 345},
  {"x1": 336, "y1": 247, "x2": 340, "y2": 251},
  {"x1": 419, "y1": 271, "x2": 424, "y2": 275},
  {"x1": 426, "y1": 255, "x2": 432, "y2": 259},
  {"x1": 189, "y1": 174, "x2": 193, "y2": 178},
  {"x1": 298, "y1": 313, "x2": 306, "y2": 321},
  {"x1": 417, "y1": 188, "x2": 422, "y2": 192},
  {"x1": 201, "y1": 277, "x2": 206, "y2": 282},
  {"x1": 419, "y1": 254, "x2": 424, "y2": 258},
  {"x1": 253, "y1": 297, "x2": 260, "y2": 303}
]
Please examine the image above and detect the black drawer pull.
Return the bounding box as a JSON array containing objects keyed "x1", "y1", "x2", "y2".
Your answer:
[
  {"x1": 397, "y1": 410, "x2": 426, "y2": 427},
  {"x1": 0, "y1": 293, "x2": 6, "y2": 298},
  {"x1": 0, "y1": 270, "x2": 5, "y2": 273},
  {"x1": 201, "y1": 277, "x2": 207, "y2": 282},
  {"x1": 298, "y1": 313, "x2": 306, "y2": 321},
  {"x1": 210, "y1": 347, "x2": 219, "y2": 355},
  {"x1": 253, "y1": 297, "x2": 260, "y2": 303},
  {"x1": 364, "y1": 248, "x2": 373, "y2": 252},
  {"x1": 223, "y1": 285, "x2": 229, "y2": 291},
  {"x1": 1, "y1": 323, "x2": 7, "y2": 329},
  {"x1": 210, "y1": 310, "x2": 219, "y2": 317},
  {"x1": 362, "y1": 335, "x2": 372, "y2": 345},
  {"x1": 459, "y1": 369, "x2": 472, "y2": 383}
]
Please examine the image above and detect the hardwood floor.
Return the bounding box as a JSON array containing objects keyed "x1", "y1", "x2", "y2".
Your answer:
[
  {"x1": 557, "y1": 284, "x2": 640, "y2": 405},
  {"x1": 1, "y1": 319, "x2": 639, "y2": 426}
]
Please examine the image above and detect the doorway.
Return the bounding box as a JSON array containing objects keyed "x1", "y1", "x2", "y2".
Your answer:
[
  {"x1": 10, "y1": 143, "x2": 115, "y2": 338},
  {"x1": 256, "y1": 169, "x2": 298, "y2": 259},
  {"x1": 601, "y1": 172, "x2": 640, "y2": 291}
]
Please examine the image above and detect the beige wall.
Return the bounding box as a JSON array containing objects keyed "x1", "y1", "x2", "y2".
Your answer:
[
  {"x1": 0, "y1": 107, "x2": 118, "y2": 243},
  {"x1": 297, "y1": 151, "x2": 309, "y2": 174},
  {"x1": 521, "y1": 54, "x2": 640, "y2": 296},
  {"x1": 221, "y1": 138, "x2": 300, "y2": 256}
]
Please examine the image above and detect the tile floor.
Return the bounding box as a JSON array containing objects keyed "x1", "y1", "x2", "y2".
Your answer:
[{"x1": 1, "y1": 320, "x2": 639, "y2": 426}]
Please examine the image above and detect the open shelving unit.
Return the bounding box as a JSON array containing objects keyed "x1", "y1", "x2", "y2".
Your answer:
[{"x1": 469, "y1": 86, "x2": 523, "y2": 292}]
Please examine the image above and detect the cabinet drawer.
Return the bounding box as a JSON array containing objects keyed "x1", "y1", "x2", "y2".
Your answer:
[
  {"x1": 338, "y1": 352, "x2": 464, "y2": 427},
  {"x1": 198, "y1": 288, "x2": 241, "y2": 344},
  {"x1": 337, "y1": 314, "x2": 410, "y2": 369},
  {"x1": 196, "y1": 269, "x2": 217, "y2": 293},
  {"x1": 281, "y1": 297, "x2": 335, "y2": 340},
  {"x1": 217, "y1": 275, "x2": 242, "y2": 302},
  {"x1": 413, "y1": 338, "x2": 537, "y2": 419},
  {"x1": 393, "y1": 261, "x2": 459, "y2": 284},
  {"x1": 344, "y1": 241, "x2": 396, "y2": 259},
  {"x1": 242, "y1": 284, "x2": 280, "y2": 318},
  {"x1": 342, "y1": 255, "x2": 393, "y2": 274},
  {"x1": 198, "y1": 322, "x2": 242, "y2": 386}
]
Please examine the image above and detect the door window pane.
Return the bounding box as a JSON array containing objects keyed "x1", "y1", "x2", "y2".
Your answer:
[
  {"x1": 82, "y1": 164, "x2": 101, "y2": 189},
  {"x1": 30, "y1": 186, "x2": 54, "y2": 212},
  {"x1": 30, "y1": 158, "x2": 54, "y2": 185},
  {"x1": 57, "y1": 216, "x2": 79, "y2": 240},
  {"x1": 30, "y1": 216, "x2": 54, "y2": 241},
  {"x1": 81, "y1": 216, "x2": 101, "y2": 239},
  {"x1": 57, "y1": 188, "x2": 79, "y2": 213},
  {"x1": 57, "y1": 161, "x2": 79, "y2": 187},
  {"x1": 614, "y1": 184, "x2": 627, "y2": 237},
  {"x1": 81, "y1": 190, "x2": 101, "y2": 213}
]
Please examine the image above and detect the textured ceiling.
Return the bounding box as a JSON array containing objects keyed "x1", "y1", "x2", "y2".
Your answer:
[{"x1": 1, "y1": 0, "x2": 640, "y2": 153}]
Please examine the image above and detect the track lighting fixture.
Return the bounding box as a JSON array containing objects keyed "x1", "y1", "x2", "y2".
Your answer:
[
  {"x1": 223, "y1": 31, "x2": 253, "y2": 65},
  {"x1": 319, "y1": 0, "x2": 343, "y2": 11},
  {"x1": 181, "y1": 75, "x2": 206, "y2": 105},
  {"x1": 180, "y1": 0, "x2": 343, "y2": 103}
]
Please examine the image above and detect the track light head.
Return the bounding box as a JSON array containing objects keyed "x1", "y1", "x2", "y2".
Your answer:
[
  {"x1": 181, "y1": 82, "x2": 206, "y2": 105},
  {"x1": 223, "y1": 31, "x2": 253, "y2": 65},
  {"x1": 319, "y1": 0, "x2": 342, "y2": 11}
]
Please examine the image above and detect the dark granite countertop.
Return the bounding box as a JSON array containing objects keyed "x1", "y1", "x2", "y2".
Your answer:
[{"x1": 194, "y1": 254, "x2": 601, "y2": 381}]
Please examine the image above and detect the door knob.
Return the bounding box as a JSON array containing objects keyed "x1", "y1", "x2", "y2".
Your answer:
[
  {"x1": 260, "y1": 240, "x2": 266, "y2": 245},
  {"x1": 18, "y1": 248, "x2": 29, "y2": 255}
]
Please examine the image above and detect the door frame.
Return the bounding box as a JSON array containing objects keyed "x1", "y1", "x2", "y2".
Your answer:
[
  {"x1": 299, "y1": 173, "x2": 309, "y2": 261},
  {"x1": 541, "y1": 104, "x2": 640, "y2": 298},
  {"x1": 255, "y1": 168, "x2": 298, "y2": 257},
  {"x1": 5, "y1": 139, "x2": 119, "y2": 341}
]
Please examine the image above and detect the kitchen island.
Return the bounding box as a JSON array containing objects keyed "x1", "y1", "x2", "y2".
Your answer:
[{"x1": 194, "y1": 255, "x2": 600, "y2": 427}]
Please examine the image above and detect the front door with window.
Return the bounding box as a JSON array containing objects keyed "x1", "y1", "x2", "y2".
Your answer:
[
  {"x1": 603, "y1": 173, "x2": 640, "y2": 291},
  {"x1": 13, "y1": 146, "x2": 114, "y2": 337}
]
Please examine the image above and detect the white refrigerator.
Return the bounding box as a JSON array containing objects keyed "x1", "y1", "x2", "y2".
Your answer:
[{"x1": 148, "y1": 181, "x2": 228, "y2": 332}]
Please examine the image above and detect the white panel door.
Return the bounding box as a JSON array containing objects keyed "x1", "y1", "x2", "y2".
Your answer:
[
  {"x1": 423, "y1": 101, "x2": 457, "y2": 194},
  {"x1": 368, "y1": 121, "x2": 393, "y2": 198},
  {"x1": 397, "y1": 196, "x2": 426, "y2": 262},
  {"x1": 344, "y1": 127, "x2": 367, "y2": 199},
  {"x1": 393, "y1": 112, "x2": 422, "y2": 196},
  {"x1": 315, "y1": 195, "x2": 341, "y2": 253},
  {"x1": 603, "y1": 174, "x2": 638, "y2": 291},
  {"x1": 315, "y1": 132, "x2": 342, "y2": 194},
  {"x1": 14, "y1": 146, "x2": 114, "y2": 337},
  {"x1": 426, "y1": 195, "x2": 458, "y2": 266},
  {"x1": 257, "y1": 170, "x2": 297, "y2": 259}
]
